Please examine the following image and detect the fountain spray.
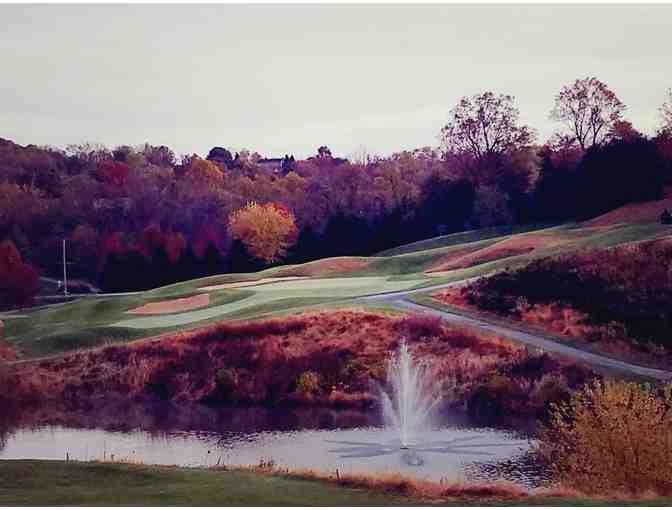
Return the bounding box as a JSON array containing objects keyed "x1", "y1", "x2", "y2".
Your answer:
[{"x1": 380, "y1": 341, "x2": 443, "y2": 449}]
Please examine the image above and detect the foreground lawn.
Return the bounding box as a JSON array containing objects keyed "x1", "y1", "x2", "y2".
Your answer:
[
  {"x1": 2, "y1": 460, "x2": 671, "y2": 506},
  {"x1": 0, "y1": 460, "x2": 408, "y2": 506}
]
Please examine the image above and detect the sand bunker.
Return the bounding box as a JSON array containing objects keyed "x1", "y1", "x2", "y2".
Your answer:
[
  {"x1": 199, "y1": 276, "x2": 308, "y2": 291},
  {"x1": 127, "y1": 294, "x2": 210, "y2": 315}
]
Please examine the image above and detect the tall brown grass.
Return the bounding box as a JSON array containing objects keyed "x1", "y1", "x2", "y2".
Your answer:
[
  {"x1": 2, "y1": 310, "x2": 594, "y2": 418},
  {"x1": 538, "y1": 379, "x2": 672, "y2": 496},
  {"x1": 225, "y1": 462, "x2": 529, "y2": 502}
]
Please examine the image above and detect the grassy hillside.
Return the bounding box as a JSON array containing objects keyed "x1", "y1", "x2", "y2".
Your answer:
[
  {"x1": 2, "y1": 221, "x2": 670, "y2": 359},
  {"x1": 429, "y1": 235, "x2": 672, "y2": 369},
  {"x1": 376, "y1": 223, "x2": 554, "y2": 256},
  {"x1": 584, "y1": 186, "x2": 672, "y2": 227}
]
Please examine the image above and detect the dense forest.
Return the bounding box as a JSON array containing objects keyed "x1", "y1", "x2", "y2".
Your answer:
[{"x1": 1, "y1": 78, "x2": 672, "y2": 304}]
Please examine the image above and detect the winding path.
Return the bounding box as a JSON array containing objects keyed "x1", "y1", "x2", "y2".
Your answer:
[{"x1": 358, "y1": 282, "x2": 672, "y2": 381}]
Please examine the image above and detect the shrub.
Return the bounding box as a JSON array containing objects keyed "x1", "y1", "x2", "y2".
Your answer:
[
  {"x1": 296, "y1": 371, "x2": 320, "y2": 396},
  {"x1": 538, "y1": 380, "x2": 672, "y2": 495},
  {"x1": 396, "y1": 314, "x2": 443, "y2": 340},
  {"x1": 204, "y1": 317, "x2": 308, "y2": 342},
  {"x1": 214, "y1": 368, "x2": 238, "y2": 400}
]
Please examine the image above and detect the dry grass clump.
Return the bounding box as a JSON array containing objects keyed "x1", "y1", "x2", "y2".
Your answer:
[
  {"x1": 538, "y1": 379, "x2": 672, "y2": 496},
  {"x1": 396, "y1": 313, "x2": 443, "y2": 339},
  {"x1": 466, "y1": 354, "x2": 595, "y2": 420},
  {"x1": 0, "y1": 340, "x2": 18, "y2": 362},
  {"x1": 226, "y1": 462, "x2": 528, "y2": 502}
]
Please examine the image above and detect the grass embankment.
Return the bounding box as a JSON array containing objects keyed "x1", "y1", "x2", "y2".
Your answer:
[
  {"x1": 0, "y1": 460, "x2": 408, "y2": 506},
  {"x1": 430, "y1": 236, "x2": 672, "y2": 370},
  {"x1": 2, "y1": 460, "x2": 671, "y2": 506},
  {"x1": 2, "y1": 221, "x2": 669, "y2": 360},
  {"x1": 2, "y1": 310, "x2": 594, "y2": 418},
  {"x1": 375, "y1": 223, "x2": 555, "y2": 256}
]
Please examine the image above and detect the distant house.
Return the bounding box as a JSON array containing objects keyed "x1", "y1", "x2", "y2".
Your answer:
[{"x1": 257, "y1": 155, "x2": 295, "y2": 175}]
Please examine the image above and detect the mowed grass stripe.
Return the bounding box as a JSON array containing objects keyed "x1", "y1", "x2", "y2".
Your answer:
[{"x1": 111, "y1": 276, "x2": 428, "y2": 329}]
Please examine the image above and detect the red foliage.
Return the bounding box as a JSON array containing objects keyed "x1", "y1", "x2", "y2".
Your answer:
[
  {"x1": 396, "y1": 314, "x2": 443, "y2": 339},
  {"x1": 142, "y1": 224, "x2": 165, "y2": 250},
  {"x1": 96, "y1": 160, "x2": 130, "y2": 186},
  {"x1": 0, "y1": 239, "x2": 40, "y2": 308},
  {"x1": 97, "y1": 232, "x2": 126, "y2": 270},
  {"x1": 192, "y1": 226, "x2": 221, "y2": 258},
  {"x1": 164, "y1": 232, "x2": 187, "y2": 263}
]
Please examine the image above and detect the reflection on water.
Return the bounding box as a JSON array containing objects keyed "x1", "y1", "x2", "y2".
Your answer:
[{"x1": 0, "y1": 400, "x2": 547, "y2": 487}]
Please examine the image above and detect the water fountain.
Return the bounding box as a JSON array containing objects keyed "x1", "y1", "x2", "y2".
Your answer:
[
  {"x1": 379, "y1": 340, "x2": 443, "y2": 449},
  {"x1": 326, "y1": 340, "x2": 517, "y2": 470}
]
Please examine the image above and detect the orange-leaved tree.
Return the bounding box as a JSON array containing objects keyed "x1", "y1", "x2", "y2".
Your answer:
[
  {"x1": 228, "y1": 202, "x2": 298, "y2": 263},
  {"x1": 184, "y1": 158, "x2": 224, "y2": 185},
  {"x1": 538, "y1": 379, "x2": 672, "y2": 496}
]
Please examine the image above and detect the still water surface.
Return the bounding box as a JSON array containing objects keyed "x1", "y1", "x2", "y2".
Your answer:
[{"x1": 0, "y1": 402, "x2": 547, "y2": 487}]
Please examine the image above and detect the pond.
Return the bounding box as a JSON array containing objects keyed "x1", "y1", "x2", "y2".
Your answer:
[{"x1": 0, "y1": 401, "x2": 548, "y2": 488}]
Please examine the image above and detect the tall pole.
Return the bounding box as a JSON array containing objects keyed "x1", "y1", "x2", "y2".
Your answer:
[{"x1": 62, "y1": 239, "x2": 68, "y2": 296}]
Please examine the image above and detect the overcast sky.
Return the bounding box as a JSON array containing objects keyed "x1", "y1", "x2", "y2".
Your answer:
[{"x1": 1, "y1": 4, "x2": 671, "y2": 159}]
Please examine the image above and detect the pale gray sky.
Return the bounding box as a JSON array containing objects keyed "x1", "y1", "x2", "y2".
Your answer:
[{"x1": 1, "y1": 4, "x2": 671, "y2": 159}]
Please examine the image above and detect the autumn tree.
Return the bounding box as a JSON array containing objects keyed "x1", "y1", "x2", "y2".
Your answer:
[
  {"x1": 140, "y1": 143, "x2": 175, "y2": 167},
  {"x1": 96, "y1": 160, "x2": 130, "y2": 186},
  {"x1": 228, "y1": 202, "x2": 298, "y2": 263},
  {"x1": 660, "y1": 88, "x2": 672, "y2": 134},
  {"x1": 0, "y1": 239, "x2": 40, "y2": 308},
  {"x1": 0, "y1": 182, "x2": 51, "y2": 234},
  {"x1": 317, "y1": 146, "x2": 333, "y2": 159},
  {"x1": 550, "y1": 77, "x2": 626, "y2": 150},
  {"x1": 539, "y1": 380, "x2": 672, "y2": 495},
  {"x1": 65, "y1": 142, "x2": 111, "y2": 168},
  {"x1": 183, "y1": 158, "x2": 224, "y2": 185},
  {"x1": 440, "y1": 92, "x2": 535, "y2": 166},
  {"x1": 206, "y1": 146, "x2": 234, "y2": 168},
  {"x1": 607, "y1": 120, "x2": 643, "y2": 142}
]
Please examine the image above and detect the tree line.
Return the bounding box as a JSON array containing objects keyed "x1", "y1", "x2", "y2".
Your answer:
[{"x1": 1, "y1": 77, "x2": 672, "y2": 302}]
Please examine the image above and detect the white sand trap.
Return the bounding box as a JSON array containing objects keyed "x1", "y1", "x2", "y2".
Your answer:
[
  {"x1": 199, "y1": 276, "x2": 307, "y2": 291},
  {"x1": 111, "y1": 276, "x2": 427, "y2": 330}
]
